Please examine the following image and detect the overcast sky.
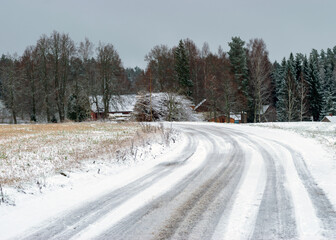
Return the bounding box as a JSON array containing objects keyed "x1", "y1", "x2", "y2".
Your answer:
[{"x1": 0, "y1": 0, "x2": 335, "y2": 69}]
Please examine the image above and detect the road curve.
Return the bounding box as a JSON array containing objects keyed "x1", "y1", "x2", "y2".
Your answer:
[{"x1": 17, "y1": 123, "x2": 336, "y2": 240}]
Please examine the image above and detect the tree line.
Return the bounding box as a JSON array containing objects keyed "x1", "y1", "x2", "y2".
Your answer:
[
  {"x1": 0, "y1": 31, "x2": 335, "y2": 123},
  {"x1": 0, "y1": 31, "x2": 127, "y2": 123}
]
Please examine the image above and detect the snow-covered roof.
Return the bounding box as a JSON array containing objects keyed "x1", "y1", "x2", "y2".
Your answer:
[
  {"x1": 194, "y1": 99, "x2": 206, "y2": 111},
  {"x1": 90, "y1": 95, "x2": 137, "y2": 113},
  {"x1": 230, "y1": 113, "x2": 241, "y2": 121},
  {"x1": 322, "y1": 116, "x2": 336, "y2": 123},
  {"x1": 260, "y1": 105, "x2": 270, "y2": 115}
]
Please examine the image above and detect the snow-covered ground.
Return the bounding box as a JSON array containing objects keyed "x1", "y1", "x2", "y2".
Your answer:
[
  {"x1": 227, "y1": 122, "x2": 336, "y2": 210},
  {"x1": 0, "y1": 121, "x2": 335, "y2": 239},
  {"x1": 249, "y1": 122, "x2": 336, "y2": 150},
  {"x1": 0, "y1": 122, "x2": 182, "y2": 239}
]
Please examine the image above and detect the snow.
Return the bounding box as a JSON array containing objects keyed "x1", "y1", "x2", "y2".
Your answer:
[
  {"x1": 0, "y1": 122, "x2": 152, "y2": 186},
  {"x1": 175, "y1": 122, "x2": 336, "y2": 239},
  {"x1": 70, "y1": 133, "x2": 210, "y2": 240},
  {"x1": 0, "y1": 121, "x2": 335, "y2": 239},
  {"x1": 221, "y1": 122, "x2": 336, "y2": 214},
  {"x1": 0, "y1": 123, "x2": 183, "y2": 239},
  {"x1": 260, "y1": 135, "x2": 322, "y2": 239},
  {"x1": 213, "y1": 140, "x2": 266, "y2": 239},
  {"x1": 245, "y1": 122, "x2": 336, "y2": 207}
]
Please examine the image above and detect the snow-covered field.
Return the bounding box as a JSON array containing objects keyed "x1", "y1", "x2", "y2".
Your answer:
[{"x1": 0, "y1": 122, "x2": 178, "y2": 205}]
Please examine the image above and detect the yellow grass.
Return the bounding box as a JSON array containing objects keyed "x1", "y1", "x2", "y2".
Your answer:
[{"x1": 0, "y1": 122, "x2": 160, "y2": 186}]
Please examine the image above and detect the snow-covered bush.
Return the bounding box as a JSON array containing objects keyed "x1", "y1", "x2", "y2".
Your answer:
[{"x1": 133, "y1": 92, "x2": 203, "y2": 122}]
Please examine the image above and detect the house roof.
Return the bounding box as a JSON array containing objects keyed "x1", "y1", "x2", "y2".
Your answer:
[
  {"x1": 90, "y1": 95, "x2": 137, "y2": 113},
  {"x1": 260, "y1": 105, "x2": 270, "y2": 115},
  {"x1": 194, "y1": 99, "x2": 206, "y2": 111},
  {"x1": 230, "y1": 113, "x2": 241, "y2": 121},
  {"x1": 322, "y1": 116, "x2": 336, "y2": 123}
]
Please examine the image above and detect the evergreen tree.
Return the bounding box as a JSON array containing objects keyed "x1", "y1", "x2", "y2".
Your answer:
[
  {"x1": 174, "y1": 40, "x2": 193, "y2": 97},
  {"x1": 228, "y1": 37, "x2": 249, "y2": 112},
  {"x1": 274, "y1": 54, "x2": 300, "y2": 122},
  {"x1": 275, "y1": 58, "x2": 287, "y2": 121},
  {"x1": 321, "y1": 48, "x2": 336, "y2": 116},
  {"x1": 308, "y1": 50, "x2": 323, "y2": 121},
  {"x1": 296, "y1": 54, "x2": 309, "y2": 121},
  {"x1": 67, "y1": 94, "x2": 89, "y2": 122},
  {"x1": 299, "y1": 55, "x2": 310, "y2": 120}
]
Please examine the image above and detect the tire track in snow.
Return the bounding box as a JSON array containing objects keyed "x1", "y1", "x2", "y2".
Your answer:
[
  {"x1": 156, "y1": 141, "x2": 244, "y2": 240},
  {"x1": 97, "y1": 124, "x2": 244, "y2": 240},
  {"x1": 276, "y1": 141, "x2": 336, "y2": 239},
  {"x1": 250, "y1": 142, "x2": 297, "y2": 240},
  {"x1": 20, "y1": 132, "x2": 198, "y2": 240},
  {"x1": 219, "y1": 128, "x2": 297, "y2": 239}
]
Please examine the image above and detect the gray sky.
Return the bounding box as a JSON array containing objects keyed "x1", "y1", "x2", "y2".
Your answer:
[{"x1": 1, "y1": 0, "x2": 335, "y2": 69}]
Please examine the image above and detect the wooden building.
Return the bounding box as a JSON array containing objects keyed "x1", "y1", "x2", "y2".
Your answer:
[{"x1": 90, "y1": 95, "x2": 137, "y2": 121}]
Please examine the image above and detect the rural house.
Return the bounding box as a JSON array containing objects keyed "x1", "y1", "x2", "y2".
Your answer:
[
  {"x1": 194, "y1": 99, "x2": 246, "y2": 123},
  {"x1": 90, "y1": 95, "x2": 137, "y2": 121}
]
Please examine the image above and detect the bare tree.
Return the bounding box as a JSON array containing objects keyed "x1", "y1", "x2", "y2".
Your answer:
[
  {"x1": 0, "y1": 55, "x2": 21, "y2": 123},
  {"x1": 217, "y1": 48, "x2": 235, "y2": 123},
  {"x1": 49, "y1": 31, "x2": 75, "y2": 122},
  {"x1": 145, "y1": 45, "x2": 175, "y2": 92},
  {"x1": 21, "y1": 46, "x2": 41, "y2": 121},
  {"x1": 96, "y1": 43, "x2": 123, "y2": 118},
  {"x1": 247, "y1": 39, "x2": 272, "y2": 122},
  {"x1": 36, "y1": 34, "x2": 52, "y2": 122}
]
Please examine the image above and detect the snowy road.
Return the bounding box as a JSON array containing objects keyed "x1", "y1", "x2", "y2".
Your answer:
[{"x1": 5, "y1": 123, "x2": 336, "y2": 239}]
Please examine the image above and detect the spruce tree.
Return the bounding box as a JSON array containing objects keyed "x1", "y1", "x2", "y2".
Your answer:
[
  {"x1": 228, "y1": 37, "x2": 249, "y2": 112},
  {"x1": 296, "y1": 54, "x2": 309, "y2": 121},
  {"x1": 174, "y1": 40, "x2": 193, "y2": 97},
  {"x1": 67, "y1": 94, "x2": 89, "y2": 122},
  {"x1": 308, "y1": 50, "x2": 323, "y2": 121},
  {"x1": 275, "y1": 58, "x2": 287, "y2": 121},
  {"x1": 321, "y1": 48, "x2": 336, "y2": 116}
]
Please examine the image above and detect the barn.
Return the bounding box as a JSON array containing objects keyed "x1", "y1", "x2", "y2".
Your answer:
[{"x1": 90, "y1": 95, "x2": 137, "y2": 121}]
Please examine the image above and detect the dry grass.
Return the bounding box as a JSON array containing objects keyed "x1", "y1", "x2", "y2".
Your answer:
[{"x1": 0, "y1": 122, "x2": 162, "y2": 186}]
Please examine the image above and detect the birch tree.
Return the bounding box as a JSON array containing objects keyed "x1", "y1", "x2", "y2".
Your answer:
[{"x1": 247, "y1": 39, "x2": 272, "y2": 122}]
